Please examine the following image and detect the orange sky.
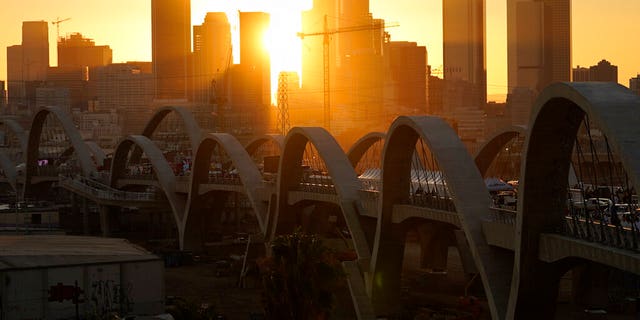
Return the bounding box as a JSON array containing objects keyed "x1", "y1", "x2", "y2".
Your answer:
[{"x1": 1, "y1": 0, "x2": 639, "y2": 101}]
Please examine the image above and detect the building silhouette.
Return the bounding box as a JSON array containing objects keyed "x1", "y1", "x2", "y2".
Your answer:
[
  {"x1": 224, "y1": 12, "x2": 271, "y2": 142},
  {"x1": 299, "y1": 0, "x2": 387, "y2": 141},
  {"x1": 93, "y1": 62, "x2": 154, "y2": 135},
  {"x1": 6, "y1": 21, "x2": 49, "y2": 115},
  {"x1": 57, "y1": 33, "x2": 112, "y2": 69},
  {"x1": 572, "y1": 60, "x2": 618, "y2": 83},
  {"x1": 630, "y1": 74, "x2": 640, "y2": 96},
  {"x1": 44, "y1": 32, "x2": 113, "y2": 112},
  {"x1": 151, "y1": 0, "x2": 191, "y2": 100},
  {"x1": 588, "y1": 59, "x2": 618, "y2": 82},
  {"x1": 506, "y1": 0, "x2": 571, "y2": 125},
  {"x1": 443, "y1": 0, "x2": 486, "y2": 146},
  {"x1": 384, "y1": 41, "x2": 427, "y2": 120},
  {"x1": 192, "y1": 12, "x2": 232, "y2": 112}
]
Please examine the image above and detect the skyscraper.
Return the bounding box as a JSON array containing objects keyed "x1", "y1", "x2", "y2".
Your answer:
[
  {"x1": 152, "y1": 0, "x2": 191, "y2": 100},
  {"x1": 442, "y1": 0, "x2": 486, "y2": 145},
  {"x1": 192, "y1": 12, "x2": 232, "y2": 106},
  {"x1": 6, "y1": 21, "x2": 49, "y2": 114},
  {"x1": 224, "y1": 12, "x2": 271, "y2": 142},
  {"x1": 507, "y1": 0, "x2": 571, "y2": 93}
]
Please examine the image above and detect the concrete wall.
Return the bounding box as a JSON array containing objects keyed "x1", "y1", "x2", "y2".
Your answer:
[{"x1": 0, "y1": 259, "x2": 164, "y2": 319}]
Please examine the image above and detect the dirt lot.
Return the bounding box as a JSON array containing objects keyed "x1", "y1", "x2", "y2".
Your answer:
[{"x1": 164, "y1": 260, "x2": 264, "y2": 319}]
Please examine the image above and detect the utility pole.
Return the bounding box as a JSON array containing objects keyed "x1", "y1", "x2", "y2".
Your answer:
[{"x1": 297, "y1": 16, "x2": 398, "y2": 131}]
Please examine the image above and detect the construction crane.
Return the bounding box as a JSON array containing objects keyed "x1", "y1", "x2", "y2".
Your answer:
[
  {"x1": 51, "y1": 17, "x2": 71, "y2": 41},
  {"x1": 297, "y1": 15, "x2": 398, "y2": 130}
]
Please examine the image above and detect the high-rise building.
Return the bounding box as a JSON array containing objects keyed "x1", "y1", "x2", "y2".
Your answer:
[
  {"x1": 443, "y1": 0, "x2": 486, "y2": 146},
  {"x1": 58, "y1": 33, "x2": 112, "y2": 69},
  {"x1": 224, "y1": 12, "x2": 271, "y2": 142},
  {"x1": 630, "y1": 75, "x2": 640, "y2": 96},
  {"x1": 6, "y1": 21, "x2": 50, "y2": 115},
  {"x1": 192, "y1": 12, "x2": 232, "y2": 107},
  {"x1": 507, "y1": 0, "x2": 571, "y2": 93},
  {"x1": 385, "y1": 41, "x2": 427, "y2": 118},
  {"x1": 300, "y1": 0, "x2": 386, "y2": 138},
  {"x1": 94, "y1": 62, "x2": 154, "y2": 135},
  {"x1": 152, "y1": 0, "x2": 191, "y2": 100}
]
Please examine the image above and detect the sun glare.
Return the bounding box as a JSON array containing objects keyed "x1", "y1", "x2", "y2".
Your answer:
[{"x1": 265, "y1": 9, "x2": 304, "y2": 101}]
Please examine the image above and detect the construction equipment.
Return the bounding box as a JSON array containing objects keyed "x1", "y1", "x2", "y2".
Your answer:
[
  {"x1": 51, "y1": 17, "x2": 71, "y2": 41},
  {"x1": 297, "y1": 15, "x2": 398, "y2": 130}
]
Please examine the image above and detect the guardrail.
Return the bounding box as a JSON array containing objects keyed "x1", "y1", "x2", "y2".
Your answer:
[{"x1": 59, "y1": 175, "x2": 162, "y2": 202}]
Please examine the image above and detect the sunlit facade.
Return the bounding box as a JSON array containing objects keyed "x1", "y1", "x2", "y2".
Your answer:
[
  {"x1": 192, "y1": 12, "x2": 232, "y2": 108},
  {"x1": 506, "y1": 0, "x2": 571, "y2": 126},
  {"x1": 507, "y1": 0, "x2": 571, "y2": 93},
  {"x1": 223, "y1": 12, "x2": 271, "y2": 143},
  {"x1": 300, "y1": 0, "x2": 386, "y2": 141},
  {"x1": 442, "y1": 0, "x2": 486, "y2": 146},
  {"x1": 151, "y1": 0, "x2": 191, "y2": 100}
]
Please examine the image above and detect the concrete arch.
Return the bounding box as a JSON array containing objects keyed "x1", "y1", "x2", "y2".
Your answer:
[
  {"x1": 244, "y1": 134, "x2": 285, "y2": 157},
  {"x1": 370, "y1": 116, "x2": 512, "y2": 319},
  {"x1": 0, "y1": 150, "x2": 17, "y2": 191},
  {"x1": 25, "y1": 106, "x2": 96, "y2": 184},
  {"x1": 271, "y1": 126, "x2": 375, "y2": 318},
  {"x1": 474, "y1": 125, "x2": 526, "y2": 177},
  {"x1": 183, "y1": 133, "x2": 267, "y2": 250},
  {"x1": 347, "y1": 132, "x2": 385, "y2": 169},
  {"x1": 110, "y1": 135, "x2": 186, "y2": 235},
  {"x1": 141, "y1": 106, "x2": 202, "y2": 152},
  {"x1": 0, "y1": 118, "x2": 28, "y2": 155},
  {"x1": 271, "y1": 127, "x2": 372, "y2": 266},
  {"x1": 508, "y1": 82, "x2": 640, "y2": 319},
  {"x1": 60, "y1": 141, "x2": 107, "y2": 168}
]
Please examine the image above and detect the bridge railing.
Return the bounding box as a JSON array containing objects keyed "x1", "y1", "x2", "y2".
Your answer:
[
  {"x1": 408, "y1": 192, "x2": 456, "y2": 212},
  {"x1": 489, "y1": 207, "x2": 517, "y2": 225},
  {"x1": 296, "y1": 175, "x2": 337, "y2": 195},
  {"x1": 59, "y1": 175, "x2": 163, "y2": 202},
  {"x1": 206, "y1": 172, "x2": 242, "y2": 185},
  {"x1": 562, "y1": 213, "x2": 640, "y2": 252}
]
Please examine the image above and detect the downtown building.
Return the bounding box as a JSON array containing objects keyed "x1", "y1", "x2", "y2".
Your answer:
[
  {"x1": 630, "y1": 75, "x2": 640, "y2": 96},
  {"x1": 151, "y1": 0, "x2": 191, "y2": 101},
  {"x1": 300, "y1": 0, "x2": 387, "y2": 142},
  {"x1": 572, "y1": 59, "x2": 618, "y2": 83},
  {"x1": 223, "y1": 12, "x2": 271, "y2": 143},
  {"x1": 443, "y1": 0, "x2": 487, "y2": 149},
  {"x1": 45, "y1": 32, "x2": 113, "y2": 113},
  {"x1": 506, "y1": 0, "x2": 571, "y2": 126},
  {"x1": 6, "y1": 21, "x2": 49, "y2": 116},
  {"x1": 192, "y1": 12, "x2": 232, "y2": 132}
]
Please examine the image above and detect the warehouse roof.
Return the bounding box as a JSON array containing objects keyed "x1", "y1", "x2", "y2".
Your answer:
[{"x1": 0, "y1": 235, "x2": 160, "y2": 270}]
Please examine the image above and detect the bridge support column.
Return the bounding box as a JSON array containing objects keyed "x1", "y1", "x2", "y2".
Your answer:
[
  {"x1": 370, "y1": 223, "x2": 405, "y2": 317},
  {"x1": 417, "y1": 222, "x2": 452, "y2": 271},
  {"x1": 99, "y1": 205, "x2": 110, "y2": 237},
  {"x1": 572, "y1": 263, "x2": 610, "y2": 310},
  {"x1": 82, "y1": 197, "x2": 89, "y2": 235}
]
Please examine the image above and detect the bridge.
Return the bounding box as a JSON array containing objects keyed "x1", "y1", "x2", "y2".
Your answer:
[{"x1": 1, "y1": 82, "x2": 640, "y2": 319}]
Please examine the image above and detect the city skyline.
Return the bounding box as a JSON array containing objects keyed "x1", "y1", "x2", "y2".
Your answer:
[{"x1": 0, "y1": 0, "x2": 639, "y2": 100}]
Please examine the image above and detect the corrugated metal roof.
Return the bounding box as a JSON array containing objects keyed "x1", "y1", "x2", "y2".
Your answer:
[{"x1": 0, "y1": 235, "x2": 159, "y2": 270}]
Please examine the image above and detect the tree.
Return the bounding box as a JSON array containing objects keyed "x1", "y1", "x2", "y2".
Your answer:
[{"x1": 259, "y1": 230, "x2": 345, "y2": 319}]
